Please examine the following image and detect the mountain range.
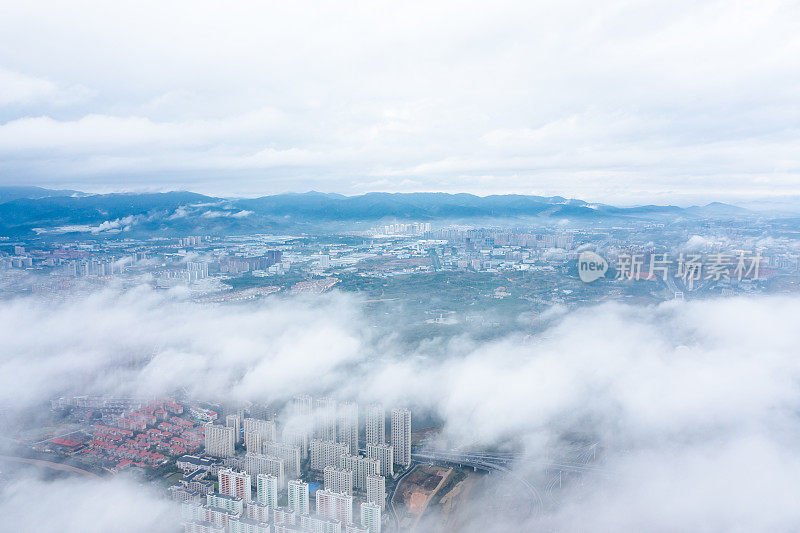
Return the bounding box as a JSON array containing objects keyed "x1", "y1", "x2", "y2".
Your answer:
[{"x1": 0, "y1": 187, "x2": 755, "y2": 238}]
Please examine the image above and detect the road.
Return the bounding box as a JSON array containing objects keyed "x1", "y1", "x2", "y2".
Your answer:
[
  {"x1": 385, "y1": 445, "x2": 604, "y2": 530},
  {"x1": 411, "y1": 449, "x2": 543, "y2": 519},
  {"x1": 387, "y1": 463, "x2": 417, "y2": 533}
]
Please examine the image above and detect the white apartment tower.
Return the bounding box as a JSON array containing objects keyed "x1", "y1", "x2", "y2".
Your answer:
[
  {"x1": 244, "y1": 452, "x2": 285, "y2": 487},
  {"x1": 314, "y1": 397, "x2": 338, "y2": 442},
  {"x1": 283, "y1": 427, "x2": 309, "y2": 461},
  {"x1": 360, "y1": 502, "x2": 381, "y2": 533},
  {"x1": 366, "y1": 475, "x2": 386, "y2": 511},
  {"x1": 365, "y1": 404, "x2": 385, "y2": 445},
  {"x1": 218, "y1": 468, "x2": 252, "y2": 501},
  {"x1": 390, "y1": 409, "x2": 411, "y2": 467},
  {"x1": 244, "y1": 430, "x2": 262, "y2": 453},
  {"x1": 263, "y1": 441, "x2": 302, "y2": 477},
  {"x1": 225, "y1": 414, "x2": 241, "y2": 444},
  {"x1": 229, "y1": 518, "x2": 270, "y2": 533},
  {"x1": 205, "y1": 424, "x2": 235, "y2": 458},
  {"x1": 243, "y1": 418, "x2": 277, "y2": 443},
  {"x1": 293, "y1": 395, "x2": 313, "y2": 418},
  {"x1": 311, "y1": 439, "x2": 348, "y2": 471},
  {"x1": 366, "y1": 443, "x2": 393, "y2": 478},
  {"x1": 287, "y1": 479, "x2": 310, "y2": 516},
  {"x1": 291, "y1": 395, "x2": 314, "y2": 458},
  {"x1": 324, "y1": 465, "x2": 354, "y2": 496},
  {"x1": 300, "y1": 515, "x2": 343, "y2": 533},
  {"x1": 315, "y1": 489, "x2": 353, "y2": 525},
  {"x1": 256, "y1": 474, "x2": 278, "y2": 510},
  {"x1": 337, "y1": 401, "x2": 359, "y2": 455},
  {"x1": 339, "y1": 454, "x2": 380, "y2": 490}
]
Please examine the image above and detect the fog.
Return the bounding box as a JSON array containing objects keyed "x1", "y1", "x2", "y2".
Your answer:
[
  {"x1": 3, "y1": 287, "x2": 800, "y2": 531},
  {"x1": 0, "y1": 473, "x2": 178, "y2": 533}
]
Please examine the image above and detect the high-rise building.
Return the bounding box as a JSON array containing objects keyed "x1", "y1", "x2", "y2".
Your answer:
[
  {"x1": 244, "y1": 453, "x2": 285, "y2": 487},
  {"x1": 360, "y1": 502, "x2": 381, "y2": 533},
  {"x1": 314, "y1": 398, "x2": 338, "y2": 442},
  {"x1": 249, "y1": 403, "x2": 273, "y2": 421},
  {"x1": 287, "y1": 479, "x2": 310, "y2": 516},
  {"x1": 244, "y1": 431, "x2": 262, "y2": 453},
  {"x1": 315, "y1": 489, "x2": 353, "y2": 525},
  {"x1": 291, "y1": 395, "x2": 314, "y2": 459},
  {"x1": 311, "y1": 439, "x2": 348, "y2": 471},
  {"x1": 243, "y1": 418, "x2": 277, "y2": 443},
  {"x1": 207, "y1": 492, "x2": 244, "y2": 514},
  {"x1": 274, "y1": 507, "x2": 298, "y2": 526},
  {"x1": 390, "y1": 409, "x2": 411, "y2": 467},
  {"x1": 245, "y1": 501, "x2": 269, "y2": 523},
  {"x1": 324, "y1": 466, "x2": 354, "y2": 496},
  {"x1": 228, "y1": 517, "x2": 270, "y2": 533},
  {"x1": 226, "y1": 414, "x2": 242, "y2": 444},
  {"x1": 218, "y1": 469, "x2": 252, "y2": 501},
  {"x1": 283, "y1": 428, "x2": 308, "y2": 461},
  {"x1": 293, "y1": 395, "x2": 313, "y2": 418},
  {"x1": 263, "y1": 441, "x2": 302, "y2": 477},
  {"x1": 256, "y1": 474, "x2": 278, "y2": 511},
  {"x1": 300, "y1": 514, "x2": 342, "y2": 533},
  {"x1": 366, "y1": 443, "x2": 393, "y2": 478},
  {"x1": 365, "y1": 475, "x2": 386, "y2": 511},
  {"x1": 365, "y1": 404, "x2": 385, "y2": 445},
  {"x1": 184, "y1": 520, "x2": 226, "y2": 533},
  {"x1": 205, "y1": 424, "x2": 235, "y2": 458},
  {"x1": 339, "y1": 454, "x2": 380, "y2": 490},
  {"x1": 337, "y1": 401, "x2": 359, "y2": 455}
]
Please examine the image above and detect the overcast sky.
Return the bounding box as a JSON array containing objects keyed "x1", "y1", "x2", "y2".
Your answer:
[{"x1": 1, "y1": 0, "x2": 799, "y2": 204}]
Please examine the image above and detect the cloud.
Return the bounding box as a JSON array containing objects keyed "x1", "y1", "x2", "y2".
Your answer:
[
  {"x1": 0, "y1": 287, "x2": 369, "y2": 412},
  {"x1": 4, "y1": 288, "x2": 800, "y2": 530},
  {"x1": 536, "y1": 434, "x2": 800, "y2": 533},
  {"x1": 0, "y1": 66, "x2": 92, "y2": 107},
  {"x1": 1, "y1": 1, "x2": 799, "y2": 202},
  {"x1": 0, "y1": 67, "x2": 60, "y2": 106},
  {"x1": 33, "y1": 215, "x2": 144, "y2": 235},
  {"x1": 0, "y1": 474, "x2": 178, "y2": 533}
]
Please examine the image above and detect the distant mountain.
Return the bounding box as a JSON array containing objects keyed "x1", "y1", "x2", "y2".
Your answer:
[
  {"x1": 0, "y1": 185, "x2": 86, "y2": 204},
  {"x1": 0, "y1": 188, "x2": 757, "y2": 238},
  {"x1": 238, "y1": 192, "x2": 595, "y2": 220},
  {"x1": 684, "y1": 202, "x2": 751, "y2": 217},
  {"x1": 0, "y1": 191, "x2": 225, "y2": 237}
]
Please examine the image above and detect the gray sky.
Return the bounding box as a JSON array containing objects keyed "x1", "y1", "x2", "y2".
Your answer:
[{"x1": 1, "y1": 0, "x2": 799, "y2": 205}]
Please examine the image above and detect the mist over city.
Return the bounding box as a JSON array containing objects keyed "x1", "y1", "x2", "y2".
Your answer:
[{"x1": 3, "y1": 2, "x2": 800, "y2": 533}]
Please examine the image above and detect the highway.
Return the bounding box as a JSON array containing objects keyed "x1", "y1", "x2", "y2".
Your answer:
[
  {"x1": 387, "y1": 463, "x2": 417, "y2": 533},
  {"x1": 410, "y1": 449, "x2": 543, "y2": 519},
  {"x1": 383, "y1": 444, "x2": 604, "y2": 530}
]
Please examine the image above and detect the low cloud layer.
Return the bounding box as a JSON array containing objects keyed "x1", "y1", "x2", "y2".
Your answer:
[
  {"x1": 3, "y1": 288, "x2": 800, "y2": 531},
  {"x1": 0, "y1": 473, "x2": 177, "y2": 533}
]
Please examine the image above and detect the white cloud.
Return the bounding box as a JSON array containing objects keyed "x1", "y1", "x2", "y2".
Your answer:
[
  {"x1": 0, "y1": 66, "x2": 91, "y2": 107},
  {"x1": 0, "y1": 475, "x2": 178, "y2": 533},
  {"x1": 0, "y1": 67, "x2": 60, "y2": 106},
  {"x1": 4, "y1": 288, "x2": 800, "y2": 530},
  {"x1": 0, "y1": 1, "x2": 798, "y2": 202}
]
